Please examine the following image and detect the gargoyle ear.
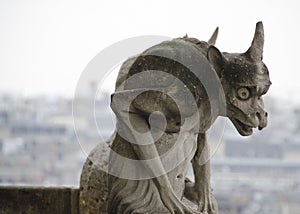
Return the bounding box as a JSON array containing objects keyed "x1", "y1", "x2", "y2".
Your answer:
[{"x1": 207, "y1": 45, "x2": 226, "y2": 77}]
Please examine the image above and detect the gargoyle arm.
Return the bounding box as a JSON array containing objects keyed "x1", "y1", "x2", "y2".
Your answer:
[{"x1": 110, "y1": 92, "x2": 198, "y2": 214}]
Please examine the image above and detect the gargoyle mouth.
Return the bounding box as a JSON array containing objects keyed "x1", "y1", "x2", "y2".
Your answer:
[{"x1": 231, "y1": 118, "x2": 254, "y2": 136}]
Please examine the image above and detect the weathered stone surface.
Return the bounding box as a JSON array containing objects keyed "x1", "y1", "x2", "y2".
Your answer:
[
  {"x1": 0, "y1": 186, "x2": 79, "y2": 214},
  {"x1": 80, "y1": 22, "x2": 271, "y2": 214},
  {"x1": 79, "y1": 141, "x2": 110, "y2": 214}
]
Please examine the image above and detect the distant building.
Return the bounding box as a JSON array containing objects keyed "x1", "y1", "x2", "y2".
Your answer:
[{"x1": 224, "y1": 139, "x2": 283, "y2": 159}]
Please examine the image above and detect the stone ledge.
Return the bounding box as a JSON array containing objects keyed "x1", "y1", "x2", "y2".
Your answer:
[{"x1": 0, "y1": 186, "x2": 79, "y2": 214}]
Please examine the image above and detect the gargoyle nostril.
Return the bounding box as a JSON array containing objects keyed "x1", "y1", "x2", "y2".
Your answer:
[
  {"x1": 265, "y1": 112, "x2": 268, "y2": 117},
  {"x1": 256, "y1": 112, "x2": 261, "y2": 119}
]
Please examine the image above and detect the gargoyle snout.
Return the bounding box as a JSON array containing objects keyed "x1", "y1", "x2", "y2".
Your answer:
[{"x1": 256, "y1": 109, "x2": 268, "y2": 130}]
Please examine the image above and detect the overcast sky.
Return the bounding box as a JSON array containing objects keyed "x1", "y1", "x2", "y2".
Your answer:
[{"x1": 0, "y1": 0, "x2": 299, "y2": 102}]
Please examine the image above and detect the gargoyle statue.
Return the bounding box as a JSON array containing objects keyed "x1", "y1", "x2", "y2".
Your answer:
[{"x1": 79, "y1": 22, "x2": 271, "y2": 214}]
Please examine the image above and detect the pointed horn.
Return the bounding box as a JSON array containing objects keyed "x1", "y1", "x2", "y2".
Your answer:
[
  {"x1": 247, "y1": 21, "x2": 264, "y2": 61},
  {"x1": 208, "y1": 27, "x2": 219, "y2": 45}
]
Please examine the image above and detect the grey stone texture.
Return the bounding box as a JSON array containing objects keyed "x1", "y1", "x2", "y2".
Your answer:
[
  {"x1": 80, "y1": 22, "x2": 271, "y2": 214},
  {"x1": 0, "y1": 186, "x2": 79, "y2": 214}
]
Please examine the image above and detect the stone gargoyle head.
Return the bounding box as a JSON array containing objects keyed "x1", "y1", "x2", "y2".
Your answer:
[{"x1": 207, "y1": 22, "x2": 271, "y2": 136}]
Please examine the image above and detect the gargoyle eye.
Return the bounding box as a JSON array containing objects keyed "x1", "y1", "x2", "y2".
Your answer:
[{"x1": 237, "y1": 87, "x2": 251, "y2": 100}]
